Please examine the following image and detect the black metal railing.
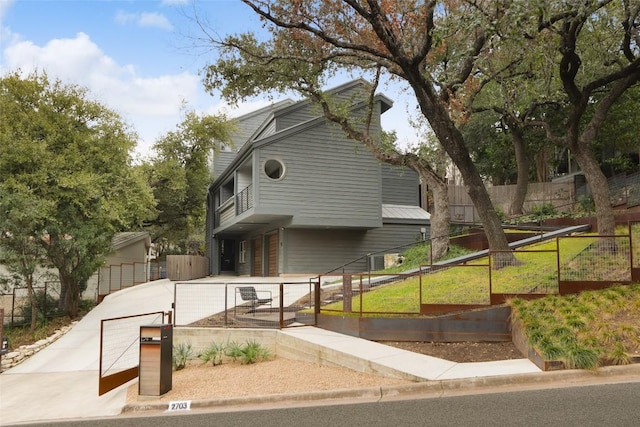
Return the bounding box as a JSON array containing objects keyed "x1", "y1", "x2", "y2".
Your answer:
[{"x1": 236, "y1": 184, "x2": 254, "y2": 215}]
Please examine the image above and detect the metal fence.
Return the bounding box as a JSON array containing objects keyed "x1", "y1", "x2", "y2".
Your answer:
[
  {"x1": 318, "y1": 273, "x2": 424, "y2": 316},
  {"x1": 0, "y1": 282, "x2": 61, "y2": 325},
  {"x1": 98, "y1": 311, "x2": 169, "y2": 396},
  {"x1": 318, "y1": 228, "x2": 638, "y2": 317},
  {"x1": 558, "y1": 234, "x2": 633, "y2": 284},
  {"x1": 97, "y1": 262, "x2": 148, "y2": 301},
  {"x1": 97, "y1": 260, "x2": 166, "y2": 302},
  {"x1": 173, "y1": 280, "x2": 317, "y2": 329}
]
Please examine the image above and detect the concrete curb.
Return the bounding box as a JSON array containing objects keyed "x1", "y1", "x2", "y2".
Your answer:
[{"x1": 121, "y1": 363, "x2": 640, "y2": 414}]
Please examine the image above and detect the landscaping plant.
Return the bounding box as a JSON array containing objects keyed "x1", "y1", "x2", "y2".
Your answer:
[
  {"x1": 172, "y1": 342, "x2": 194, "y2": 371},
  {"x1": 510, "y1": 285, "x2": 640, "y2": 369}
]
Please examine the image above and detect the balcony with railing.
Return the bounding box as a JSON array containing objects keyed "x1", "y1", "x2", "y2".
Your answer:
[
  {"x1": 214, "y1": 184, "x2": 254, "y2": 229},
  {"x1": 236, "y1": 184, "x2": 254, "y2": 215}
]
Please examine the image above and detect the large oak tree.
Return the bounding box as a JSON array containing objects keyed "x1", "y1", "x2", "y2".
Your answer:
[
  {"x1": 139, "y1": 110, "x2": 235, "y2": 256},
  {"x1": 0, "y1": 72, "x2": 155, "y2": 317}
]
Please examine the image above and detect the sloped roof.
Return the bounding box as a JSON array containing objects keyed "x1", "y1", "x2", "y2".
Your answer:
[
  {"x1": 382, "y1": 204, "x2": 431, "y2": 220},
  {"x1": 111, "y1": 232, "x2": 151, "y2": 251}
]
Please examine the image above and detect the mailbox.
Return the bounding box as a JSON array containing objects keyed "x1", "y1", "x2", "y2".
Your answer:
[{"x1": 139, "y1": 324, "x2": 173, "y2": 396}]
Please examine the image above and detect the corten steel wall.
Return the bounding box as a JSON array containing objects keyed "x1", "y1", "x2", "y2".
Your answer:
[
  {"x1": 317, "y1": 306, "x2": 512, "y2": 342},
  {"x1": 98, "y1": 311, "x2": 169, "y2": 396},
  {"x1": 166, "y1": 255, "x2": 208, "y2": 281}
]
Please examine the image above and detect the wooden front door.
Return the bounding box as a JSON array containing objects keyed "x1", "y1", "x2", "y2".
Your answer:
[
  {"x1": 267, "y1": 233, "x2": 278, "y2": 277},
  {"x1": 252, "y1": 237, "x2": 262, "y2": 277}
]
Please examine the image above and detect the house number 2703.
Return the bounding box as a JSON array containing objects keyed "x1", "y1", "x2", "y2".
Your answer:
[{"x1": 167, "y1": 400, "x2": 191, "y2": 411}]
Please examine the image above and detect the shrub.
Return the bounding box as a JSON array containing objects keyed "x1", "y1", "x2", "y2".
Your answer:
[
  {"x1": 224, "y1": 340, "x2": 244, "y2": 363},
  {"x1": 531, "y1": 202, "x2": 557, "y2": 217},
  {"x1": 173, "y1": 342, "x2": 194, "y2": 371},
  {"x1": 239, "y1": 339, "x2": 271, "y2": 364},
  {"x1": 198, "y1": 341, "x2": 226, "y2": 366}
]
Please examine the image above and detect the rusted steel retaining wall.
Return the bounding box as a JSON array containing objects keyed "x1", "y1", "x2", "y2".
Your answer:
[{"x1": 317, "y1": 305, "x2": 512, "y2": 342}]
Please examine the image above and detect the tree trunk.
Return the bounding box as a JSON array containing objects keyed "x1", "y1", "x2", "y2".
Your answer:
[
  {"x1": 408, "y1": 83, "x2": 512, "y2": 256},
  {"x1": 27, "y1": 274, "x2": 38, "y2": 332},
  {"x1": 436, "y1": 127, "x2": 510, "y2": 252},
  {"x1": 509, "y1": 128, "x2": 529, "y2": 216},
  {"x1": 572, "y1": 143, "x2": 615, "y2": 236},
  {"x1": 534, "y1": 148, "x2": 550, "y2": 183},
  {"x1": 427, "y1": 176, "x2": 450, "y2": 261},
  {"x1": 58, "y1": 272, "x2": 80, "y2": 318}
]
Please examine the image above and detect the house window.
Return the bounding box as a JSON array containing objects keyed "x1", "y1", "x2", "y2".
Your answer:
[
  {"x1": 264, "y1": 159, "x2": 285, "y2": 180},
  {"x1": 239, "y1": 240, "x2": 247, "y2": 264}
]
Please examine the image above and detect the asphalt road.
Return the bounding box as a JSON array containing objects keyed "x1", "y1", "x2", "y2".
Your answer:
[{"x1": 20, "y1": 381, "x2": 640, "y2": 427}]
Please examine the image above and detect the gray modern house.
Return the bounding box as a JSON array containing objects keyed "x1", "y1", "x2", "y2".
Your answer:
[{"x1": 206, "y1": 80, "x2": 431, "y2": 276}]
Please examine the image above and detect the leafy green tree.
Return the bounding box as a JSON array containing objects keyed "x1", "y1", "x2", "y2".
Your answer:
[
  {"x1": 140, "y1": 110, "x2": 234, "y2": 256},
  {"x1": 0, "y1": 71, "x2": 155, "y2": 317},
  {"x1": 513, "y1": 1, "x2": 640, "y2": 235},
  {"x1": 0, "y1": 190, "x2": 52, "y2": 330},
  {"x1": 587, "y1": 85, "x2": 640, "y2": 176}
]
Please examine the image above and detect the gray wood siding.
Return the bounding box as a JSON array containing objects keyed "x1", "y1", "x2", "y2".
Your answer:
[
  {"x1": 283, "y1": 224, "x2": 430, "y2": 274},
  {"x1": 381, "y1": 163, "x2": 420, "y2": 205},
  {"x1": 275, "y1": 103, "x2": 317, "y2": 130},
  {"x1": 255, "y1": 120, "x2": 383, "y2": 228},
  {"x1": 254, "y1": 118, "x2": 277, "y2": 140},
  {"x1": 231, "y1": 99, "x2": 295, "y2": 148},
  {"x1": 213, "y1": 151, "x2": 237, "y2": 178},
  {"x1": 274, "y1": 81, "x2": 373, "y2": 132}
]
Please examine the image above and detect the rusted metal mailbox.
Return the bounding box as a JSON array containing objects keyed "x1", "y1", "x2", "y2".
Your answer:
[{"x1": 138, "y1": 324, "x2": 172, "y2": 396}]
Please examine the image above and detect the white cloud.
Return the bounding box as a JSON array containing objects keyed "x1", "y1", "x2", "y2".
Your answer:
[
  {"x1": 115, "y1": 10, "x2": 137, "y2": 26},
  {"x1": 138, "y1": 12, "x2": 173, "y2": 31},
  {"x1": 1, "y1": 32, "x2": 202, "y2": 157},
  {"x1": 115, "y1": 10, "x2": 173, "y2": 31}
]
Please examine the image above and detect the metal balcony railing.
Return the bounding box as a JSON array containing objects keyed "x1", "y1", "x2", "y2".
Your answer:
[{"x1": 236, "y1": 184, "x2": 254, "y2": 215}]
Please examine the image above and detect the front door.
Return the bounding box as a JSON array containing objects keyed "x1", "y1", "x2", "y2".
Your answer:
[
  {"x1": 252, "y1": 237, "x2": 262, "y2": 277},
  {"x1": 220, "y1": 239, "x2": 236, "y2": 272},
  {"x1": 266, "y1": 233, "x2": 278, "y2": 276}
]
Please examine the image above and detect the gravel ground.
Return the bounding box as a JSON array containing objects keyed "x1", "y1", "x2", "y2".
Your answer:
[{"x1": 126, "y1": 357, "x2": 412, "y2": 403}]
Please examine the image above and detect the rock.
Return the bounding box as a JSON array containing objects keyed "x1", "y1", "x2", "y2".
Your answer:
[{"x1": 3, "y1": 351, "x2": 21, "y2": 360}]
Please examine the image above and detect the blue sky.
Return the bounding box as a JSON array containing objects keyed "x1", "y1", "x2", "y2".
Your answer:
[{"x1": 0, "y1": 0, "x2": 419, "y2": 158}]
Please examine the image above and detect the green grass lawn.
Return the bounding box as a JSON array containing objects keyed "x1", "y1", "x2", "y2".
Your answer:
[{"x1": 321, "y1": 228, "x2": 636, "y2": 315}]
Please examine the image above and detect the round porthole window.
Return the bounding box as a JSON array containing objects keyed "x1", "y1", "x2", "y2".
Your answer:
[{"x1": 264, "y1": 159, "x2": 285, "y2": 180}]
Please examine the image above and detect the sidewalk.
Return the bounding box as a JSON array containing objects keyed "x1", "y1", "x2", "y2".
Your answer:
[{"x1": 2, "y1": 279, "x2": 639, "y2": 425}]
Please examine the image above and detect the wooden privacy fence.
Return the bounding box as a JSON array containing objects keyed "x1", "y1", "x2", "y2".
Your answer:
[
  {"x1": 448, "y1": 182, "x2": 574, "y2": 223},
  {"x1": 166, "y1": 255, "x2": 209, "y2": 281}
]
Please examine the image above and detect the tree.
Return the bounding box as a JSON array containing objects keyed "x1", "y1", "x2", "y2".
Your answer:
[
  {"x1": 140, "y1": 110, "x2": 234, "y2": 256},
  {"x1": 521, "y1": 1, "x2": 640, "y2": 235},
  {"x1": 198, "y1": 0, "x2": 516, "y2": 256},
  {"x1": 0, "y1": 190, "x2": 51, "y2": 331},
  {"x1": 0, "y1": 72, "x2": 155, "y2": 317},
  {"x1": 588, "y1": 85, "x2": 640, "y2": 176}
]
